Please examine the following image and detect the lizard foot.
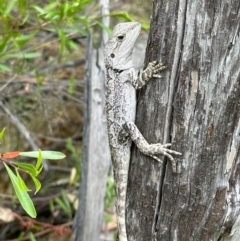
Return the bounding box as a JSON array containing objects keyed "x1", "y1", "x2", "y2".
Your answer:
[
  {"x1": 143, "y1": 61, "x2": 166, "y2": 79},
  {"x1": 142, "y1": 143, "x2": 182, "y2": 173}
]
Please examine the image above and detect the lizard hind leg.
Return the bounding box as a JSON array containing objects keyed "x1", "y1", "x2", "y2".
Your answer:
[{"x1": 123, "y1": 121, "x2": 182, "y2": 173}]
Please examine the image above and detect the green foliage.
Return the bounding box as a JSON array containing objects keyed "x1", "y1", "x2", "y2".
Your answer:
[
  {"x1": 66, "y1": 138, "x2": 79, "y2": 163},
  {"x1": 54, "y1": 190, "x2": 73, "y2": 219},
  {"x1": 0, "y1": 128, "x2": 66, "y2": 217},
  {"x1": 66, "y1": 137, "x2": 80, "y2": 173},
  {"x1": 0, "y1": 0, "x2": 140, "y2": 229},
  {"x1": 68, "y1": 77, "x2": 76, "y2": 94},
  {"x1": 0, "y1": 0, "x2": 94, "y2": 73},
  {"x1": 0, "y1": 127, "x2": 6, "y2": 145},
  {"x1": 29, "y1": 232, "x2": 37, "y2": 241},
  {"x1": 4, "y1": 163, "x2": 37, "y2": 218},
  {"x1": 0, "y1": 0, "x2": 137, "y2": 73},
  {"x1": 104, "y1": 175, "x2": 116, "y2": 223},
  {"x1": 109, "y1": 12, "x2": 133, "y2": 21},
  {"x1": 104, "y1": 175, "x2": 115, "y2": 209}
]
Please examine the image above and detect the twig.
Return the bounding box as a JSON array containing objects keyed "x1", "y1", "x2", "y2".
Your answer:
[
  {"x1": 0, "y1": 100, "x2": 49, "y2": 171},
  {"x1": 5, "y1": 213, "x2": 73, "y2": 241},
  {"x1": 39, "y1": 59, "x2": 85, "y2": 74},
  {"x1": 0, "y1": 75, "x2": 17, "y2": 92}
]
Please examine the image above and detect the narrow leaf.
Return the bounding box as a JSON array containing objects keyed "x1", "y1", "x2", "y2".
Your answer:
[
  {"x1": 61, "y1": 190, "x2": 71, "y2": 210},
  {"x1": 30, "y1": 175, "x2": 41, "y2": 194},
  {"x1": 109, "y1": 12, "x2": 133, "y2": 21},
  {"x1": 31, "y1": 5, "x2": 46, "y2": 15},
  {"x1": 29, "y1": 232, "x2": 37, "y2": 241},
  {"x1": 3, "y1": 52, "x2": 41, "y2": 59},
  {"x1": 0, "y1": 127, "x2": 6, "y2": 145},
  {"x1": 55, "y1": 197, "x2": 69, "y2": 214},
  {"x1": 57, "y1": 28, "x2": 66, "y2": 53},
  {"x1": 0, "y1": 127, "x2": 6, "y2": 138},
  {"x1": 14, "y1": 162, "x2": 37, "y2": 176},
  {"x1": 73, "y1": 16, "x2": 88, "y2": 27},
  {"x1": 20, "y1": 151, "x2": 66, "y2": 160},
  {"x1": 35, "y1": 149, "x2": 42, "y2": 170},
  {"x1": 4, "y1": 0, "x2": 16, "y2": 16},
  {"x1": 36, "y1": 165, "x2": 43, "y2": 176},
  {"x1": 68, "y1": 77, "x2": 76, "y2": 94},
  {"x1": 96, "y1": 21, "x2": 112, "y2": 35},
  {"x1": 16, "y1": 169, "x2": 31, "y2": 191},
  {"x1": 4, "y1": 163, "x2": 36, "y2": 218},
  {"x1": 0, "y1": 64, "x2": 11, "y2": 72}
]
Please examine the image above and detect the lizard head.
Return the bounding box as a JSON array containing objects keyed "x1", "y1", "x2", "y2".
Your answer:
[{"x1": 104, "y1": 22, "x2": 141, "y2": 71}]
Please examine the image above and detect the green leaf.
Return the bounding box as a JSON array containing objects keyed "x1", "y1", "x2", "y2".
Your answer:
[
  {"x1": 104, "y1": 212, "x2": 112, "y2": 222},
  {"x1": 0, "y1": 127, "x2": 6, "y2": 138},
  {"x1": 0, "y1": 36, "x2": 9, "y2": 53},
  {"x1": 4, "y1": 163, "x2": 36, "y2": 218},
  {"x1": 18, "y1": 0, "x2": 24, "y2": 13},
  {"x1": 96, "y1": 21, "x2": 112, "y2": 35},
  {"x1": 31, "y1": 5, "x2": 46, "y2": 15},
  {"x1": 16, "y1": 169, "x2": 31, "y2": 191},
  {"x1": 61, "y1": 1, "x2": 69, "y2": 18},
  {"x1": 79, "y1": 0, "x2": 94, "y2": 8},
  {"x1": 4, "y1": 0, "x2": 16, "y2": 17},
  {"x1": 55, "y1": 197, "x2": 68, "y2": 213},
  {"x1": 57, "y1": 28, "x2": 66, "y2": 53},
  {"x1": 0, "y1": 63, "x2": 11, "y2": 72},
  {"x1": 14, "y1": 162, "x2": 37, "y2": 176},
  {"x1": 68, "y1": 77, "x2": 76, "y2": 94},
  {"x1": 61, "y1": 190, "x2": 71, "y2": 210},
  {"x1": 29, "y1": 232, "x2": 37, "y2": 241},
  {"x1": 49, "y1": 200, "x2": 54, "y2": 213},
  {"x1": 141, "y1": 23, "x2": 150, "y2": 30},
  {"x1": 109, "y1": 12, "x2": 133, "y2": 21},
  {"x1": 0, "y1": 127, "x2": 6, "y2": 145},
  {"x1": 2, "y1": 52, "x2": 41, "y2": 59},
  {"x1": 36, "y1": 165, "x2": 43, "y2": 176},
  {"x1": 20, "y1": 151, "x2": 66, "y2": 160},
  {"x1": 45, "y1": 2, "x2": 58, "y2": 11},
  {"x1": 55, "y1": 191, "x2": 72, "y2": 218},
  {"x1": 73, "y1": 16, "x2": 89, "y2": 27},
  {"x1": 35, "y1": 149, "x2": 42, "y2": 171},
  {"x1": 15, "y1": 32, "x2": 37, "y2": 47},
  {"x1": 30, "y1": 175, "x2": 41, "y2": 194},
  {"x1": 74, "y1": 26, "x2": 89, "y2": 36}
]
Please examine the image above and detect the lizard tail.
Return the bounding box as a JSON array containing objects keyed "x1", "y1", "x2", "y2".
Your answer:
[{"x1": 115, "y1": 171, "x2": 128, "y2": 241}]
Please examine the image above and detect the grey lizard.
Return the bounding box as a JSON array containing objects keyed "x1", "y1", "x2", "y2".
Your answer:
[{"x1": 104, "y1": 22, "x2": 181, "y2": 241}]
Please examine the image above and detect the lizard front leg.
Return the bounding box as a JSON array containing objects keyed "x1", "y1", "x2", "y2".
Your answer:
[
  {"x1": 131, "y1": 61, "x2": 166, "y2": 89},
  {"x1": 127, "y1": 61, "x2": 181, "y2": 172},
  {"x1": 122, "y1": 122, "x2": 181, "y2": 173}
]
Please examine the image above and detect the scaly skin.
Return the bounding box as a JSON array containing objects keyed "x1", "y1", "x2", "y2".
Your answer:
[{"x1": 104, "y1": 22, "x2": 181, "y2": 241}]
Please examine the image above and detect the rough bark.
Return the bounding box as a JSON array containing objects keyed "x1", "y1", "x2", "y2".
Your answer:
[
  {"x1": 73, "y1": 1, "x2": 111, "y2": 240},
  {"x1": 126, "y1": 1, "x2": 240, "y2": 241}
]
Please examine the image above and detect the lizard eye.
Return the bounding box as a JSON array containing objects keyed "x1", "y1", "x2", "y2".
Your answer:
[
  {"x1": 117, "y1": 34, "x2": 125, "y2": 41},
  {"x1": 110, "y1": 53, "x2": 115, "y2": 58}
]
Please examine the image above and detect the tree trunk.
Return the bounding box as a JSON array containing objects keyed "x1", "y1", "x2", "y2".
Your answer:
[
  {"x1": 73, "y1": 1, "x2": 111, "y2": 240},
  {"x1": 126, "y1": 1, "x2": 240, "y2": 241}
]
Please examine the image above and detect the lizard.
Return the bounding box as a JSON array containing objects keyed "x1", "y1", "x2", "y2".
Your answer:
[{"x1": 104, "y1": 22, "x2": 181, "y2": 241}]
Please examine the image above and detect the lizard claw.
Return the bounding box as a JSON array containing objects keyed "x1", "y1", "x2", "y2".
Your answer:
[
  {"x1": 142, "y1": 143, "x2": 182, "y2": 173},
  {"x1": 143, "y1": 61, "x2": 167, "y2": 79}
]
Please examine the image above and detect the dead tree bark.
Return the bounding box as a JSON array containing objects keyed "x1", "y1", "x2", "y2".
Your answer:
[
  {"x1": 73, "y1": 1, "x2": 111, "y2": 240},
  {"x1": 126, "y1": 0, "x2": 240, "y2": 241}
]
